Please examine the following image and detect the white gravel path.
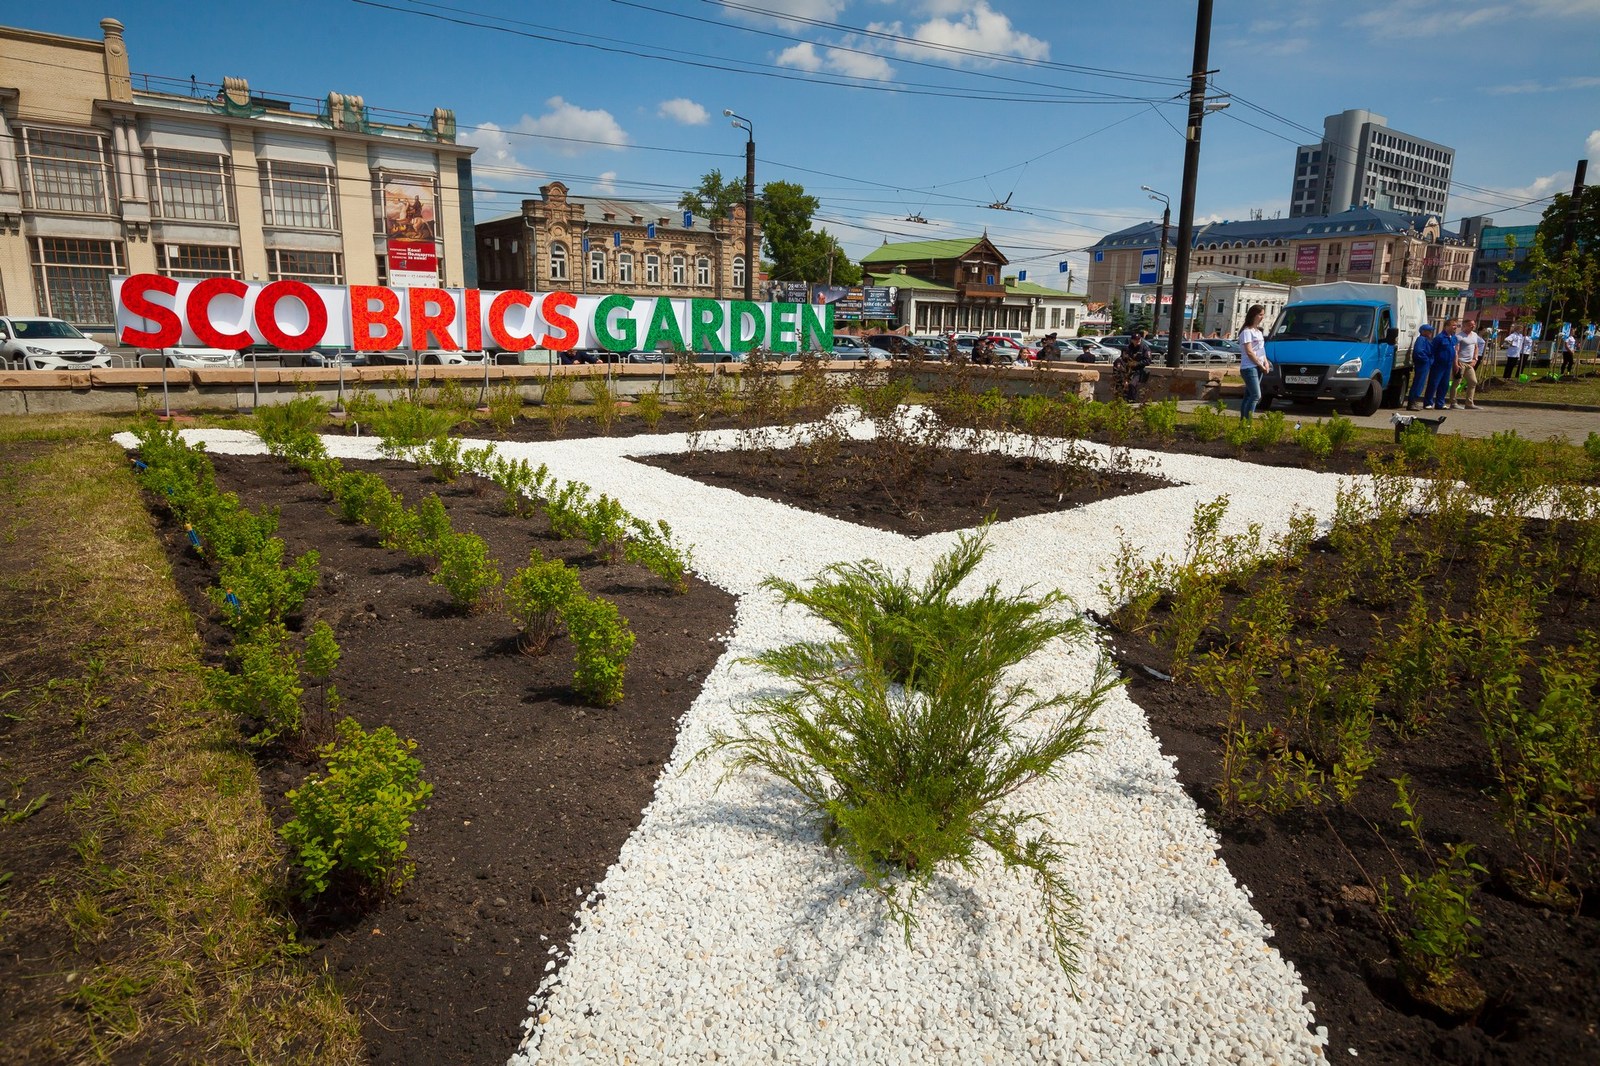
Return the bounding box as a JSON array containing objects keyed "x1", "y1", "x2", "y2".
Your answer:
[{"x1": 127, "y1": 422, "x2": 1351, "y2": 1065}]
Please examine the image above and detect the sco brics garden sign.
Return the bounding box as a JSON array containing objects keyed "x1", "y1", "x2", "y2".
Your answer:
[{"x1": 112, "y1": 275, "x2": 835, "y2": 354}]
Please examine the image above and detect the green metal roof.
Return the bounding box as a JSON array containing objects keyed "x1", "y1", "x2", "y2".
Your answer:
[
  {"x1": 865, "y1": 273, "x2": 954, "y2": 291},
  {"x1": 1008, "y1": 280, "x2": 1083, "y2": 298},
  {"x1": 861, "y1": 237, "x2": 986, "y2": 264}
]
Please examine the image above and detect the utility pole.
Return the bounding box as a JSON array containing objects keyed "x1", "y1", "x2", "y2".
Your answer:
[
  {"x1": 1165, "y1": 0, "x2": 1215, "y2": 368},
  {"x1": 1544, "y1": 158, "x2": 1589, "y2": 359}
]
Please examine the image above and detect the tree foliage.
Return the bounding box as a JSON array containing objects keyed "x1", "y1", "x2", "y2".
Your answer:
[
  {"x1": 680, "y1": 171, "x2": 862, "y2": 285},
  {"x1": 1528, "y1": 184, "x2": 1600, "y2": 325},
  {"x1": 678, "y1": 169, "x2": 745, "y2": 221},
  {"x1": 1257, "y1": 266, "x2": 1304, "y2": 286}
]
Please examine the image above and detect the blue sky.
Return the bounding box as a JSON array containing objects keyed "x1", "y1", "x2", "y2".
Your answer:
[{"x1": 22, "y1": 0, "x2": 1600, "y2": 289}]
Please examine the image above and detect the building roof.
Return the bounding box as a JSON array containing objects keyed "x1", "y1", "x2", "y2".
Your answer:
[
  {"x1": 1008, "y1": 279, "x2": 1084, "y2": 299},
  {"x1": 1093, "y1": 206, "x2": 1458, "y2": 251},
  {"x1": 861, "y1": 235, "x2": 1000, "y2": 265},
  {"x1": 1123, "y1": 270, "x2": 1291, "y2": 291},
  {"x1": 482, "y1": 188, "x2": 728, "y2": 233},
  {"x1": 864, "y1": 272, "x2": 953, "y2": 292}
]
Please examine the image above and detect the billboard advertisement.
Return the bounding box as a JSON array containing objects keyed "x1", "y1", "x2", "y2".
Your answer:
[
  {"x1": 1349, "y1": 240, "x2": 1376, "y2": 273},
  {"x1": 769, "y1": 284, "x2": 897, "y2": 320},
  {"x1": 1295, "y1": 245, "x2": 1320, "y2": 275},
  {"x1": 382, "y1": 174, "x2": 440, "y2": 287}
]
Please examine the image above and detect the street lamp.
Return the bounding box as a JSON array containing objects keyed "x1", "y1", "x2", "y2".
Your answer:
[
  {"x1": 724, "y1": 109, "x2": 755, "y2": 301},
  {"x1": 1142, "y1": 185, "x2": 1171, "y2": 338}
]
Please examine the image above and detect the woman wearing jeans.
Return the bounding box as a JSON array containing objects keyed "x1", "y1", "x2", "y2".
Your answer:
[{"x1": 1237, "y1": 304, "x2": 1270, "y2": 419}]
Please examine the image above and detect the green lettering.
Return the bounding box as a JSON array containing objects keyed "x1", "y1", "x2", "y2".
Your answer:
[
  {"x1": 769, "y1": 302, "x2": 798, "y2": 353},
  {"x1": 594, "y1": 294, "x2": 636, "y2": 351},
  {"x1": 798, "y1": 302, "x2": 833, "y2": 351},
  {"x1": 689, "y1": 299, "x2": 725, "y2": 354},
  {"x1": 642, "y1": 297, "x2": 686, "y2": 353},
  {"x1": 730, "y1": 301, "x2": 766, "y2": 351}
]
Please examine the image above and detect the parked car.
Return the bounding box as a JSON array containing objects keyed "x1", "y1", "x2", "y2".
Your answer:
[
  {"x1": 380, "y1": 349, "x2": 491, "y2": 366},
  {"x1": 1208, "y1": 338, "x2": 1243, "y2": 358},
  {"x1": 0, "y1": 316, "x2": 113, "y2": 370},
  {"x1": 139, "y1": 347, "x2": 241, "y2": 369},
  {"x1": 830, "y1": 336, "x2": 891, "y2": 361},
  {"x1": 305, "y1": 347, "x2": 369, "y2": 367},
  {"x1": 865, "y1": 333, "x2": 929, "y2": 358},
  {"x1": 1065, "y1": 337, "x2": 1119, "y2": 362},
  {"x1": 1179, "y1": 340, "x2": 1231, "y2": 363},
  {"x1": 979, "y1": 335, "x2": 1038, "y2": 363},
  {"x1": 909, "y1": 336, "x2": 950, "y2": 359}
]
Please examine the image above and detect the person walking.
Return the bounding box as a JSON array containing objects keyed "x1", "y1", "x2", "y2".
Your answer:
[
  {"x1": 1425, "y1": 319, "x2": 1459, "y2": 410},
  {"x1": 1502, "y1": 323, "x2": 1526, "y2": 379},
  {"x1": 1406, "y1": 323, "x2": 1436, "y2": 411},
  {"x1": 1237, "y1": 304, "x2": 1270, "y2": 420},
  {"x1": 1561, "y1": 330, "x2": 1577, "y2": 376},
  {"x1": 1451, "y1": 319, "x2": 1483, "y2": 409}
]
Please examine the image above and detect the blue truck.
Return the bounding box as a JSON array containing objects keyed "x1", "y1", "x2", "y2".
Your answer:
[{"x1": 1260, "y1": 282, "x2": 1428, "y2": 416}]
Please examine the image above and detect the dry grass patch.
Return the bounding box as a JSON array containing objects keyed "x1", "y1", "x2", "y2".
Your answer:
[{"x1": 0, "y1": 436, "x2": 362, "y2": 1064}]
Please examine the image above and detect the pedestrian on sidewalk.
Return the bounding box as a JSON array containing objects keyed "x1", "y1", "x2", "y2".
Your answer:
[
  {"x1": 1406, "y1": 323, "x2": 1436, "y2": 410},
  {"x1": 1503, "y1": 324, "x2": 1526, "y2": 379},
  {"x1": 1427, "y1": 319, "x2": 1459, "y2": 410},
  {"x1": 1237, "y1": 305, "x2": 1270, "y2": 419},
  {"x1": 1451, "y1": 319, "x2": 1483, "y2": 409},
  {"x1": 1561, "y1": 331, "x2": 1577, "y2": 376}
]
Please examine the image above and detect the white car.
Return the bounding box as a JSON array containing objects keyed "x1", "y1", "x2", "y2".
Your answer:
[
  {"x1": 144, "y1": 347, "x2": 241, "y2": 369},
  {"x1": 383, "y1": 349, "x2": 491, "y2": 366},
  {"x1": 0, "y1": 316, "x2": 113, "y2": 370}
]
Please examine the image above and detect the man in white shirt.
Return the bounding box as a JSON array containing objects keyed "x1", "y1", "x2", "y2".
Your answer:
[
  {"x1": 1562, "y1": 331, "x2": 1578, "y2": 376},
  {"x1": 1450, "y1": 319, "x2": 1484, "y2": 409},
  {"x1": 1502, "y1": 325, "x2": 1526, "y2": 380}
]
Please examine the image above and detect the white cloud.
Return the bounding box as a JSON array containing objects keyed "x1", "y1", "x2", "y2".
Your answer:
[
  {"x1": 657, "y1": 98, "x2": 710, "y2": 125},
  {"x1": 870, "y1": 2, "x2": 1050, "y2": 65},
  {"x1": 515, "y1": 97, "x2": 628, "y2": 156},
  {"x1": 775, "y1": 41, "x2": 824, "y2": 70},
  {"x1": 775, "y1": 39, "x2": 893, "y2": 79},
  {"x1": 1488, "y1": 75, "x2": 1600, "y2": 94},
  {"x1": 1587, "y1": 129, "x2": 1600, "y2": 157},
  {"x1": 718, "y1": 0, "x2": 847, "y2": 23},
  {"x1": 595, "y1": 171, "x2": 618, "y2": 194}
]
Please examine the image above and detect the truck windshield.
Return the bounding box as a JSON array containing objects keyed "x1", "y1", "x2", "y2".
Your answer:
[{"x1": 1271, "y1": 305, "x2": 1376, "y2": 343}]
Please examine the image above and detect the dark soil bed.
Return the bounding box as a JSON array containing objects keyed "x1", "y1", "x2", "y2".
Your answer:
[
  {"x1": 1105, "y1": 523, "x2": 1600, "y2": 1065},
  {"x1": 639, "y1": 440, "x2": 1173, "y2": 536},
  {"x1": 148, "y1": 453, "x2": 737, "y2": 1066}
]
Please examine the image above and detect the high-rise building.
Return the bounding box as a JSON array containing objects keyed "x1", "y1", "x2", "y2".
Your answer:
[{"x1": 1288, "y1": 109, "x2": 1453, "y2": 219}]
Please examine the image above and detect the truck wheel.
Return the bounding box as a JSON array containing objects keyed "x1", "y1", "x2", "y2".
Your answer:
[
  {"x1": 1381, "y1": 376, "x2": 1406, "y2": 409},
  {"x1": 1350, "y1": 379, "x2": 1382, "y2": 417}
]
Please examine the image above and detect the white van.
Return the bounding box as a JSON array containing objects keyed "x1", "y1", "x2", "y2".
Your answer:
[{"x1": 987, "y1": 329, "x2": 1026, "y2": 346}]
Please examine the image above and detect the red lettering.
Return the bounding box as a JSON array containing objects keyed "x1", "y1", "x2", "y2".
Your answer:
[
  {"x1": 408, "y1": 287, "x2": 458, "y2": 350},
  {"x1": 487, "y1": 290, "x2": 536, "y2": 352},
  {"x1": 254, "y1": 280, "x2": 327, "y2": 350},
  {"x1": 350, "y1": 286, "x2": 403, "y2": 351},
  {"x1": 118, "y1": 273, "x2": 182, "y2": 348},
  {"x1": 540, "y1": 290, "x2": 579, "y2": 351},
  {"x1": 463, "y1": 288, "x2": 483, "y2": 352},
  {"x1": 186, "y1": 278, "x2": 254, "y2": 349}
]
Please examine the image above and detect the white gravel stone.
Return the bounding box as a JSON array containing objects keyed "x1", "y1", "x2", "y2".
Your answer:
[{"x1": 123, "y1": 419, "x2": 1342, "y2": 1065}]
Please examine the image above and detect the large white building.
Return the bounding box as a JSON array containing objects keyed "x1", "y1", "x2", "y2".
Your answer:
[
  {"x1": 1289, "y1": 109, "x2": 1453, "y2": 219},
  {"x1": 0, "y1": 17, "x2": 475, "y2": 337}
]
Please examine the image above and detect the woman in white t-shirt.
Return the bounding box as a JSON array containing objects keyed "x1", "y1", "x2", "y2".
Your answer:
[{"x1": 1237, "y1": 304, "x2": 1271, "y2": 419}]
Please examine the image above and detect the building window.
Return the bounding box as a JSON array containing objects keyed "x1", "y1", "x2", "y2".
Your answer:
[
  {"x1": 645, "y1": 254, "x2": 661, "y2": 285},
  {"x1": 589, "y1": 248, "x2": 606, "y2": 284},
  {"x1": 268, "y1": 249, "x2": 343, "y2": 284},
  {"x1": 30, "y1": 237, "x2": 124, "y2": 326},
  {"x1": 671, "y1": 255, "x2": 686, "y2": 286},
  {"x1": 549, "y1": 242, "x2": 568, "y2": 281},
  {"x1": 147, "y1": 149, "x2": 234, "y2": 222},
  {"x1": 261, "y1": 160, "x2": 338, "y2": 230},
  {"x1": 158, "y1": 244, "x2": 242, "y2": 279},
  {"x1": 618, "y1": 252, "x2": 634, "y2": 284},
  {"x1": 20, "y1": 128, "x2": 113, "y2": 214},
  {"x1": 695, "y1": 256, "x2": 711, "y2": 287},
  {"x1": 732, "y1": 256, "x2": 745, "y2": 290}
]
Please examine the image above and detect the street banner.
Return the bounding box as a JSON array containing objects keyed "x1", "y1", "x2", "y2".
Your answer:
[
  {"x1": 1295, "y1": 245, "x2": 1320, "y2": 274},
  {"x1": 381, "y1": 174, "x2": 439, "y2": 287},
  {"x1": 1349, "y1": 240, "x2": 1375, "y2": 272}
]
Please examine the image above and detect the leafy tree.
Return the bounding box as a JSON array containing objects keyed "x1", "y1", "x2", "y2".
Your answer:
[
  {"x1": 1257, "y1": 266, "x2": 1303, "y2": 286},
  {"x1": 1108, "y1": 302, "x2": 1128, "y2": 333},
  {"x1": 1529, "y1": 184, "x2": 1600, "y2": 325},
  {"x1": 679, "y1": 170, "x2": 745, "y2": 221}
]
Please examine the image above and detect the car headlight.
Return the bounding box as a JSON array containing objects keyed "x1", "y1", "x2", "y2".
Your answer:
[
  {"x1": 1333, "y1": 357, "x2": 1362, "y2": 376},
  {"x1": 26, "y1": 345, "x2": 50, "y2": 356},
  {"x1": 96, "y1": 346, "x2": 109, "y2": 355}
]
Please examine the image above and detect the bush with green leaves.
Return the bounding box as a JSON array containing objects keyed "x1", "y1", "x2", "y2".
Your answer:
[
  {"x1": 545, "y1": 480, "x2": 592, "y2": 542},
  {"x1": 581, "y1": 493, "x2": 630, "y2": 564},
  {"x1": 486, "y1": 380, "x2": 523, "y2": 435},
  {"x1": 1324, "y1": 413, "x2": 1358, "y2": 452},
  {"x1": 1251, "y1": 410, "x2": 1289, "y2": 447},
  {"x1": 430, "y1": 531, "x2": 501, "y2": 611},
  {"x1": 1190, "y1": 402, "x2": 1228, "y2": 442},
  {"x1": 416, "y1": 434, "x2": 466, "y2": 482},
  {"x1": 637, "y1": 386, "x2": 665, "y2": 431},
  {"x1": 505, "y1": 554, "x2": 584, "y2": 653},
  {"x1": 563, "y1": 594, "x2": 635, "y2": 706},
  {"x1": 206, "y1": 623, "x2": 305, "y2": 746},
  {"x1": 541, "y1": 374, "x2": 574, "y2": 435},
  {"x1": 702, "y1": 531, "x2": 1111, "y2": 976},
  {"x1": 1295, "y1": 422, "x2": 1332, "y2": 465},
  {"x1": 280, "y1": 716, "x2": 433, "y2": 899},
  {"x1": 413, "y1": 494, "x2": 454, "y2": 558},
  {"x1": 584, "y1": 376, "x2": 619, "y2": 434},
  {"x1": 210, "y1": 539, "x2": 320, "y2": 632},
  {"x1": 623, "y1": 517, "x2": 692, "y2": 594},
  {"x1": 373, "y1": 400, "x2": 460, "y2": 457},
  {"x1": 330, "y1": 470, "x2": 397, "y2": 526},
  {"x1": 1398, "y1": 421, "x2": 1438, "y2": 463},
  {"x1": 254, "y1": 394, "x2": 328, "y2": 458},
  {"x1": 1139, "y1": 398, "x2": 1179, "y2": 439}
]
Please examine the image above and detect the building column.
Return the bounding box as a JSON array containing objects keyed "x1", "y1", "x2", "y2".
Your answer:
[{"x1": 229, "y1": 129, "x2": 271, "y2": 282}]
